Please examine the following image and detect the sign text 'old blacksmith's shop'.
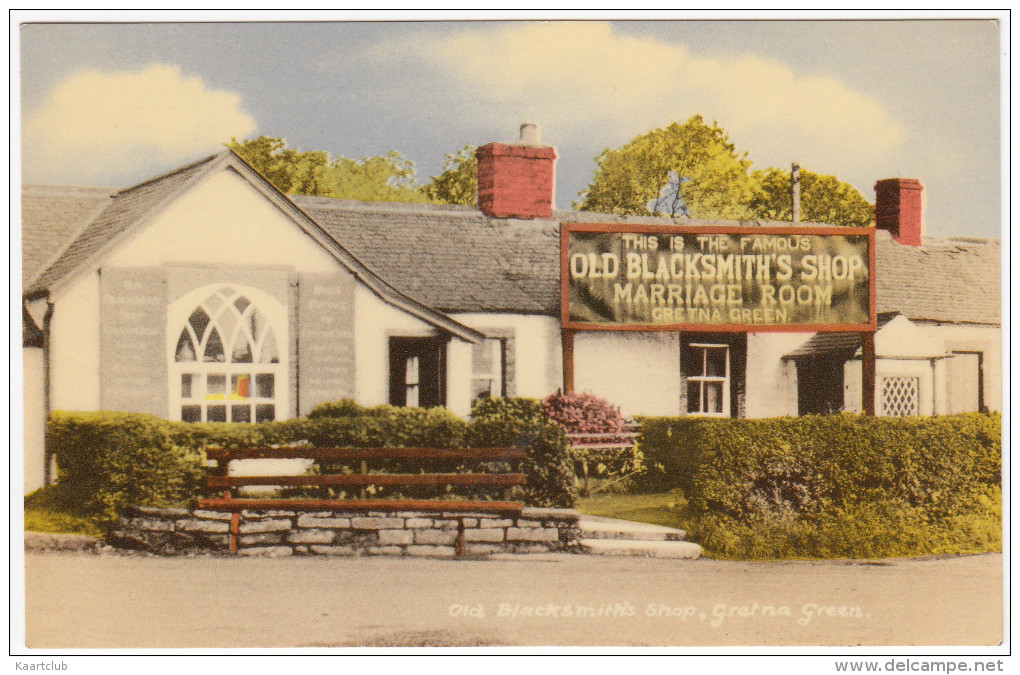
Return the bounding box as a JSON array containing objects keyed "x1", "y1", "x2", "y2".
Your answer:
[{"x1": 561, "y1": 224, "x2": 876, "y2": 332}]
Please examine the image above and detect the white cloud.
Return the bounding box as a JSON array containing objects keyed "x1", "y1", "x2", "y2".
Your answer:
[
  {"x1": 23, "y1": 64, "x2": 256, "y2": 183},
  {"x1": 403, "y1": 22, "x2": 902, "y2": 177}
]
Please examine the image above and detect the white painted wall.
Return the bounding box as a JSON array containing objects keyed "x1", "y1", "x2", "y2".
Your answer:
[
  {"x1": 445, "y1": 338, "x2": 474, "y2": 417},
  {"x1": 106, "y1": 168, "x2": 339, "y2": 273},
  {"x1": 23, "y1": 348, "x2": 46, "y2": 493},
  {"x1": 49, "y1": 272, "x2": 101, "y2": 411},
  {"x1": 745, "y1": 333, "x2": 806, "y2": 418},
  {"x1": 451, "y1": 313, "x2": 563, "y2": 399},
  {"x1": 929, "y1": 323, "x2": 1001, "y2": 412},
  {"x1": 574, "y1": 331, "x2": 681, "y2": 416},
  {"x1": 842, "y1": 321, "x2": 1000, "y2": 415},
  {"x1": 845, "y1": 357, "x2": 937, "y2": 415},
  {"x1": 353, "y1": 284, "x2": 440, "y2": 406}
]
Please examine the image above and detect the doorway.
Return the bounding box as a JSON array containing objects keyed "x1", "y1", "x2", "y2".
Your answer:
[{"x1": 388, "y1": 337, "x2": 447, "y2": 408}]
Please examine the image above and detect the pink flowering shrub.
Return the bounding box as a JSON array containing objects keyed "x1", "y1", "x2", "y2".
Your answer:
[{"x1": 541, "y1": 392, "x2": 625, "y2": 434}]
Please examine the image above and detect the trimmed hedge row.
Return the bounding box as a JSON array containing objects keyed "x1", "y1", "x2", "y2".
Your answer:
[
  {"x1": 638, "y1": 413, "x2": 1000, "y2": 517},
  {"x1": 45, "y1": 398, "x2": 575, "y2": 522},
  {"x1": 636, "y1": 412, "x2": 1001, "y2": 558}
]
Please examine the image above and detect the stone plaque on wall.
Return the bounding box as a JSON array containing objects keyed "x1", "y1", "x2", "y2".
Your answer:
[
  {"x1": 297, "y1": 272, "x2": 356, "y2": 415},
  {"x1": 100, "y1": 267, "x2": 168, "y2": 416}
]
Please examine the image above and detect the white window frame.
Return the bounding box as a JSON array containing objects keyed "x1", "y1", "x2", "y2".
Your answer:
[
  {"x1": 405, "y1": 355, "x2": 420, "y2": 408},
  {"x1": 167, "y1": 284, "x2": 288, "y2": 423},
  {"x1": 686, "y1": 342, "x2": 730, "y2": 417}
]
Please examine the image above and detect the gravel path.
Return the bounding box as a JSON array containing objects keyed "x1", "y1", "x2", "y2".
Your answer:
[{"x1": 22, "y1": 551, "x2": 1002, "y2": 648}]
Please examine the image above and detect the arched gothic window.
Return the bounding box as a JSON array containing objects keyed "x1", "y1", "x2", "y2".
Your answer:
[{"x1": 168, "y1": 285, "x2": 287, "y2": 423}]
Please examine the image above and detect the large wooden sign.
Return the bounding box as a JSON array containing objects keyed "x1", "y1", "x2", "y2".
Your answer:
[{"x1": 561, "y1": 223, "x2": 876, "y2": 332}]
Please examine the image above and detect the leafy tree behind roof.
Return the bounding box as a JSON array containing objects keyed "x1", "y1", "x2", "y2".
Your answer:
[
  {"x1": 227, "y1": 136, "x2": 428, "y2": 203},
  {"x1": 576, "y1": 116, "x2": 756, "y2": 220},
  {"x1": 421, "y1": 145, "x2": 477, "y2": 206},
  {"x1": 575, "y1": 115, "x2": 873, "y2": 226},
  {"x1": 749, "y1": 167, "x2": 874, "y2": 227}
]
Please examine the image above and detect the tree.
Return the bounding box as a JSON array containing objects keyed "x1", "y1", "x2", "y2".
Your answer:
[
  {"x1": 226, "y1": 136, "x2": 428, "y2": 203},
  {"x1": 420, "y1": 145, "x2": 477, "y2": 205},
  {"x1": 748, "y1": 168, "x2": 874, "y2": 227},
  {"x1": 576, "y1": 116, "x2": 756, "y2": 220}
]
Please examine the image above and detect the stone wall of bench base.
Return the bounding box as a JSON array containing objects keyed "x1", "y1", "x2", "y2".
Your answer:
[{"x1": 109, "y1": 506, "x2": 582, "y2": 557}]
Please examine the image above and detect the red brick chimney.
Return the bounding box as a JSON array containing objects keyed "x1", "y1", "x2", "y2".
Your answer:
[
  {"x1": 875, "y1": 178, "x2": 924, "y2": 246},
  {"x1": 476, "y1": 123, "x2": 557, "y2": 219}
]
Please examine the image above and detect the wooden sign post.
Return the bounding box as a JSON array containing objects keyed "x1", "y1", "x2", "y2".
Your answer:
[
  {"x1": 561, "y1": 328, "x2": 575, "y2": 393},
  {"x1": 861, "y1": 331, "x2": 876, "y2": 416},
  {"x1": 559, "y1": 223, "x2": 878, "y2": 411}
]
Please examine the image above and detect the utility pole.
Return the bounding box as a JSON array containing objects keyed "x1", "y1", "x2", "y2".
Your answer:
[{"x1": 791, "y1": 162, "x2": 801, "y2": 224}]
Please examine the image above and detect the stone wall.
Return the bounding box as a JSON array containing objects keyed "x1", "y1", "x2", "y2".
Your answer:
[{"x1": 110, "y1": 506, "x2": 582, "y2": 557}]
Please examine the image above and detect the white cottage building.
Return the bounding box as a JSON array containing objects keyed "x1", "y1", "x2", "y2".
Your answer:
[{"x1": 22, "y1": 126, "x2": 1001, "y2": 492}]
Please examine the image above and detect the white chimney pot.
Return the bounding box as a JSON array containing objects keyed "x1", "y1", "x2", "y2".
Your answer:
[{"x1": 519, "y1": 123, "x2": 541, "y2": 146}]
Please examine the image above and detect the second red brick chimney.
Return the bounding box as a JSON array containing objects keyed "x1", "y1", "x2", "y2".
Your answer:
[
  {"x1": 477, "y1": 123, "x2": 557, "y2": 220},
  {"x1": 875, "y1": 178, "x2": 924, "y2": 246}
]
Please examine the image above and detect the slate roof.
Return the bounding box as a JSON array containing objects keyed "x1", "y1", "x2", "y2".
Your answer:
[
  {"x1": 21, "y1": 184, "x2": 116, "y2": 289},
  {"x1": 874, "y1": 231, "x2": 1000, "y2": 324},
  {"x1": 295, "y1": 197, "x2": 1002, "y2": 325},
  {"x1": 783, "y1": 314, "x2": 897, "y2": 359},
  {"x1": 26, "y1": 153, "x2": 220, "y2": 295},
  {"x1": 21, "y1": 152, "x2": 483, "y2": 343},
  {"x1": 293, "y1": 196, "x2": 563, "y2": 314},
  {"x1": 22, "y1": 155, "x2": 1001, "y2": 329}
]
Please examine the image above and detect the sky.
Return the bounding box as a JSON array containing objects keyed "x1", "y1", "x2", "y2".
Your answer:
[{"x1": 17, "y1": 16, "x2": 1004, "y2": 239}]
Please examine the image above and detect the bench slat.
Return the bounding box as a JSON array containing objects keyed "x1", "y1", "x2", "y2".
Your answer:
[
  {"x1": 196, "y1": 498, "x2": 524, "y2": 513},
  {"x1": 207, "y1": 473, "x2": 526, "y2": 488},
  {"x1": 205, "y1": 446, "x2": 523, "y2": 462}
]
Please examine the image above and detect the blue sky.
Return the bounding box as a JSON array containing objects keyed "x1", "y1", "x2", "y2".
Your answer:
[{"x1": 18, "y1": 17, "x2": 1002, "y2": 238}]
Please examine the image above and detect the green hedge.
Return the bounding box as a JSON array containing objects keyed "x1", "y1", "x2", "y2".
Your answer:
[
  {"x1": 46, "y1": 398, "x2": 575, "y2": 522},
  {"x1": 46, "y1": 412, "x2": 207, "y2": 523},
  {"x1": 635, "y1": 412, "x2": 1001, "y2": 558},
  {"x1": 466, "y1": 397, "x2": 576, "y2": 508}
]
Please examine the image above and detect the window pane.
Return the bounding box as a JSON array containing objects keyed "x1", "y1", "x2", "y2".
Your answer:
[
  {"x1": 231, "y1": 405, "x2": 252, "y2": 423},
  {"x1": 181, "y1": 374, "x2": 193, "y2": 399},
  {"x1": 704, "y1": 381, "x2": 724, "y2": 413},
  {"x1": 175, "y1": 329, "x2": 196, "y2": 362},
  {"x1": 705, "y1": 348, "x2": 727, "y2": 377},
  {"x1": 204, "y1": 328, "x2": 225, "y2": 362},
  {"x1": 251, "y1": 307, "x2": 271, "y2": 342},
  {"x1": 231, "y1": 374, "x2": 250, "y2": 399},
  {"x1": 258, "y1": 330, "x2": 280, "y2": 363},
  {"x1": 473, "y1": 340, "x2": 494, "y2": 372},
  {"x1": 231, "y1": 334, "x2": 253, "y2": 363},
  {"x1": 204, "y1": 293, "x2": 224, "y2": 315},
  {"x1": 255, "y1": 373, "x2": 274, "y2": 398},
  {"x1": 207, "y1": 374, "x2": 226, "y2": 398},
  {"x1": 472, "y1": 378, "x2": 495, "y2": 402},
  {"x1": 207, "y1": 405, "x2": 227, "y2": 422},
  {"x1": 181, "y1": 405, "x2": 201, "y2": 423},
  {"x1": 234, "y1": 296, "x2": 251, "y2": 314},
  {"x1": 255, "y1": 404, "x2": 275, "y2": 423},
  {"x1": 188, "y1": 308, "x2": 210, "y2": 341},
  {"x1": 687, "y1": 381, "x2": 702, "y2": 413},
  {"x1": 218, "y1": 305, "x2": 239, "y2": 349}
]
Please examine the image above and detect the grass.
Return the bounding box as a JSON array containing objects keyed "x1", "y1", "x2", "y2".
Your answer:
[
  {"x1": 576, "y1": 490, "x2": 692, "y2": 529},
  {"x1": 23, "y1": 488, "x2": 104, "y2": 537}
]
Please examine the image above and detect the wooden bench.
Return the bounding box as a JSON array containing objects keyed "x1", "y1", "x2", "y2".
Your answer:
[
  {"x1": 565, "y1": 429, "x2": 641, "y2": 495},
  {"x1": 197, "y1": 445, "x2": 527, "y2": 554}
]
